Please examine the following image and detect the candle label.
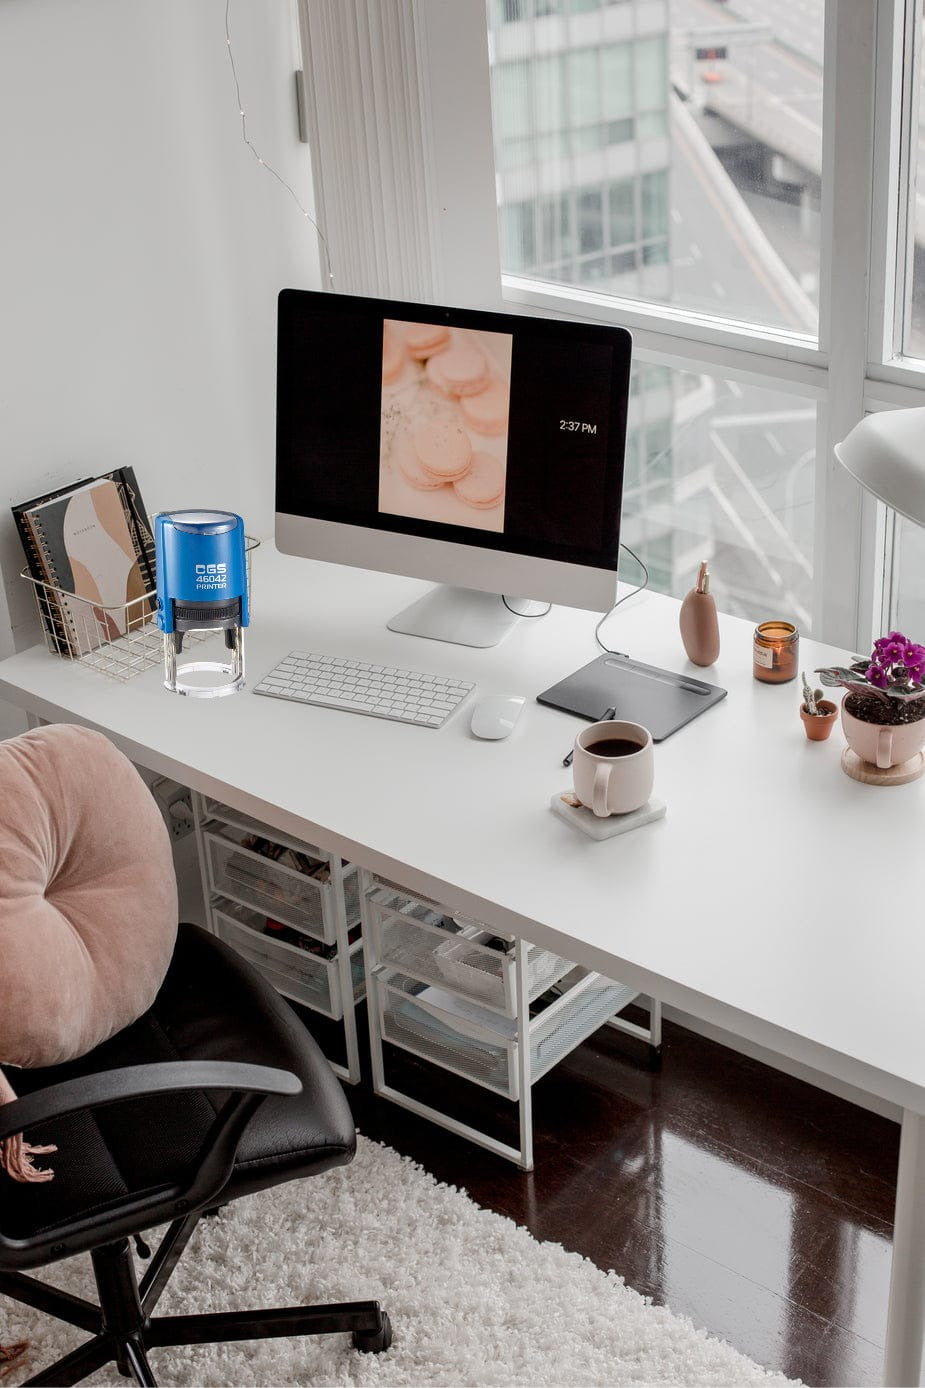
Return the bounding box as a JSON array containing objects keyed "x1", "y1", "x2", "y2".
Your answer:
[{"x1": 754, "y1": 644, "x2": 775, "y2": 668}]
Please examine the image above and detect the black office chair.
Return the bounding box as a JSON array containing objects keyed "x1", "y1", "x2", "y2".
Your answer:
[
  {"x1": 0, "y1": 922, "x2": 392, "y2": 1386},
  {"x1": 0, "y1": 724, "x2": 390, "y2": 1384}
]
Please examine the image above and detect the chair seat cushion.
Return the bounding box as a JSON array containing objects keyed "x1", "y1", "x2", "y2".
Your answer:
[
  {"x1": 0, "y1": 925, "x2": 356, "y2": 1252},
  {"x1": 0, "y1": 725, "x2": 178, "y2": 1069}
]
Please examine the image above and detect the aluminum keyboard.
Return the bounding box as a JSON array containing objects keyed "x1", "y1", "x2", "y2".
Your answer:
[{"x1": 253, "y1": 651, "x2": 474, "y2": 728}]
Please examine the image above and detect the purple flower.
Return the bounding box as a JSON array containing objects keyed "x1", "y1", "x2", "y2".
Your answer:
[
  {"x1": 868, "y1": 632, "x2": 925, "y2": 688},
  {"x1": 902, "y1": 643, "x2": 925, "y2": 680},
  {"x1": 878, "y1": 632, "x2": 909, "y2": 664}
]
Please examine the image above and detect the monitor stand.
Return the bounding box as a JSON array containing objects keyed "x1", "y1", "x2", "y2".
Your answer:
[{"x1": 387, "y1": 585, "x2": 547, "y2": 648}]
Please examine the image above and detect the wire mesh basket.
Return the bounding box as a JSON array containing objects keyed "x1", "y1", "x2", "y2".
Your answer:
[{"x1": 21, "y1": 536, "x2": 259, "y2": 682}]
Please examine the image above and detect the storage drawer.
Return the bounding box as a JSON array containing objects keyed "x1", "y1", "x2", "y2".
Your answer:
[
  {"x1": 205, "y1": 827, "x2": 338, "y2": 944},
  {"x1": 212, "y1": 898, "x2": 363, "y2": 1020},
  {"x1": 199, "y1": 796, "x2": 329, "y2": 858},
  {"x1": 376, "y1": 968, "x2": 637, "y2": 1100},
  {"x1": 529, "y1": 972, "x2": 638, "y2": 1083},
  {"x1": 378, "y1": 975, "x2": 516, "y2": 1097},
  {"x1": 364, "y1": 881, "x2": 570, "y2": 1016}
]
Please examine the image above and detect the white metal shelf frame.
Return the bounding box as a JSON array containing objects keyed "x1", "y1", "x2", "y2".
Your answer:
[{"x1": 360, "y1": 868, "x2": 661, "y2": 1171}]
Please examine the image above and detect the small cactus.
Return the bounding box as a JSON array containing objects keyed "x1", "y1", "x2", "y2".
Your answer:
[{"x1": 801, "y1": 672, "x2": 825, "y2": 715}]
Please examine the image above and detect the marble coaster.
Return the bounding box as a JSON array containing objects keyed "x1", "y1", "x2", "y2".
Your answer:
[{"x1": 549, "y1": 792, "x2": 667, "y2": 839}]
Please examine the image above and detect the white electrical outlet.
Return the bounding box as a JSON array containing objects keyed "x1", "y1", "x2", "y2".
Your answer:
[{"x1": 149, "y1": 776, "x2": 195, "y2": 841}]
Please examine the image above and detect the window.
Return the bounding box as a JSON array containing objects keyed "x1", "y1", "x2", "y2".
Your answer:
[
  {"x1": 624, "y1": 364, "x2": 816, "y2": 626},
  {"x1": 488, "y1": 0, "x2": 823, "y2": 333},
  {"x1": 482, "y1": 0, "x2": 919, "y2": 641},
  {"x1": 298, "y1": 0, "x2": 925, "y2": 649},
  {"x1": 901, "y1": 0, "x2": 925, "y2": 358},
  {"x1": 886, "y1": 517, "x2": 925, "y2": 636}
]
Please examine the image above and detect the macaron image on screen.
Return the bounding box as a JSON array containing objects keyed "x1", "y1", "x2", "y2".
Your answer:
[{"x1": 379, "y1": 320, "x2": 513, "y2": 534}]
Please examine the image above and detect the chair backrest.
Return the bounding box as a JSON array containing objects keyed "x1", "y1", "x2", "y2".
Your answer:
[{"x1": 0, "y1": 724, "x2": 177, "y2": 1070}]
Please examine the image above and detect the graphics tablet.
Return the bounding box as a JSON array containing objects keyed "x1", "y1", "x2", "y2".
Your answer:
[{"x1": 537, "y1": 653, "x2": 726, "y2": 742}]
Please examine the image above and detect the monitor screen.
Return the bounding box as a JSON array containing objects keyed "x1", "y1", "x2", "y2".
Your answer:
[{"x1": 276, "y1": 289, "x2": 632, "y2": 620}]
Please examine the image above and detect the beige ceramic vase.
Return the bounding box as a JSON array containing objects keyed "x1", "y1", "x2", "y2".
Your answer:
[{"x1": 679, "y1": 561, "x2": 720, "y2": 667}]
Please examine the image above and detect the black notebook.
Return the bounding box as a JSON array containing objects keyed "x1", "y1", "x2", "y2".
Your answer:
[{"x1": 537, "y1": 653, "x2": 727, "y2": 742}]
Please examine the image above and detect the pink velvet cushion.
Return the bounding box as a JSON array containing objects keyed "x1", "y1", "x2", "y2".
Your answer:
[{"x1": 0, "y1": 724, "x2": 178, "y2": 1069}]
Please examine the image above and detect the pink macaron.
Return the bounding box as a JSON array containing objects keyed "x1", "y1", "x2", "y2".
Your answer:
[
  {"x1": 405, "y1": 322, "x2": 451, "y2": 360},
  {"x1": 413, "y1": 420, "x2": 473, "y2": 481},
  {"x1": 395, "y1": 431, "x2": 448, "y2": 491},
  {"x1": 460, "y1": 380, "x2": 510, "y2": 436},
  {"x1": 453, "y1": 451, "x2": 505, "y2": 509},
  {"x1": 426, "y1": 343, "x2": 491, "y2": 397},
  {"x1": 382, "y1": 325, "x2": 406, "y2": 385}
]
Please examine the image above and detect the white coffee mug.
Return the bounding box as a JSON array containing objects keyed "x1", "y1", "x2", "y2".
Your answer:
[{"x1": 572, "y1": 720, "x2": 654, "y2": 817}]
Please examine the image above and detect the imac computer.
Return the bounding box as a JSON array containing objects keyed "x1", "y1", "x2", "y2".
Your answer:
[{"x1": 275, "y1": 289, "x2": 632, "y2": 648}]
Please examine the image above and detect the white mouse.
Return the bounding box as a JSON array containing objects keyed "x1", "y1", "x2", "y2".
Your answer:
[{"x1": 470, "y1": 694, "x2": 526, "y2": 740}]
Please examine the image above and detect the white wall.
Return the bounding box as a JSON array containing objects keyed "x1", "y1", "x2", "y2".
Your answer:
[{"x1": 0, "y1": 0, "x2": 319, "y2": 734}]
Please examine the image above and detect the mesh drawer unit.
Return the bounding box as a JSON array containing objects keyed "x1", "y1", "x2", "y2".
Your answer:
[
  {"x1": 193, "y1": 794, "x2": 364, "y2": 1083},
  {"x1": 364, "y1": 879, "x2": 571, "y2": 1016},
  {"x1": 212, "y1": 898, "x2": 364, "y2": 1021},
  {"x1": 376, "y1": 968, "x2": 638, "y2": 1101},
  {"x1": 203, "y1": 824, "x2": 352, "y2": 946},
  {"x1": 361, "y1": 871, "x2": 662, "y2": 1170}
]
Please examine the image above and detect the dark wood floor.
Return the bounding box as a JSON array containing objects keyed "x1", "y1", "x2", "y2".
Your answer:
[{"x1": 311, "y1": 1004, "x2": 899, "y2": 1387}]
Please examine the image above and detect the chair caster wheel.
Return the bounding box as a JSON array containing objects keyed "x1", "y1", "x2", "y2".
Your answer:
[{"x1": 353, "y1": 1311, "x2": 392, "y2": 1353}]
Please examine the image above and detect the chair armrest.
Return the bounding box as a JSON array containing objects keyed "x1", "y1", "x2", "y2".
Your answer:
[
  {"x1": 0, "y1": 1061, "x2": 301, "y2": 1144},
  {"x1": 0, "y1": 1061, "x2": 304, "y2": 1268}
]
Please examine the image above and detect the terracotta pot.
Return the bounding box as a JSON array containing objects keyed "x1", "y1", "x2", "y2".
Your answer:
[
  {"x1": 800, "y1": 699, "x2": 837, "y2": 741},
  {"x1": 841, "y1": 695, "x2": 925, "y2": 768}
]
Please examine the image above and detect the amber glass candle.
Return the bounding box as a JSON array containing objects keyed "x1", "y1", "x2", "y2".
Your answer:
[{"x1": 753, "y1": 621, "x2": 799, "y2": 683}]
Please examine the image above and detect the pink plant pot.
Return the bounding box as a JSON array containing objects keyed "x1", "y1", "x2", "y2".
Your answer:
[{"x1": 841, "y1": 695, "x2": 925, "y2": 769}]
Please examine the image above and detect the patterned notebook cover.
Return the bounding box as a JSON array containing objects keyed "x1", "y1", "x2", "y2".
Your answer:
[
  {"x1": 13, "y1": 478, "x2": 93, "y2": 653},
  {"x1": 24, "y1": 478, "x2": 154, "y2": 654}
]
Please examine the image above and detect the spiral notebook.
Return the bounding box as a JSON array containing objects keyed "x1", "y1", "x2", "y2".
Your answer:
[{"x1": 21, "y1": 478, "x2": 154, "y2": 655}]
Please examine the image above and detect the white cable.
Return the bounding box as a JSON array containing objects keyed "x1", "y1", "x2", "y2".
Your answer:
[{"x1": 225, "y1": 0, "x2": 335, "y2": 288}]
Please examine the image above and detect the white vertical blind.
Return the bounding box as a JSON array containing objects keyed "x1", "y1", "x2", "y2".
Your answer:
[{"x1": 296, "y1": 0, "x2": 501, "y2": 306}]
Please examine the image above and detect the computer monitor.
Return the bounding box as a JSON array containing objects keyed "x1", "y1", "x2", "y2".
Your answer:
[{"x1": 275, "y1": 289, "x2": 632, "y2": 647}]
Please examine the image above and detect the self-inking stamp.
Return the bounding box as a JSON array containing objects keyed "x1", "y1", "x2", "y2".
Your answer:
[{"x1": 155, "y1": 510, "x2": 248, "y2": 697}]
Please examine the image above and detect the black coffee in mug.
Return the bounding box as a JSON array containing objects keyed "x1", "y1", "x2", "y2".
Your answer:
[{"x1": 586, "y1": 737, "x2": 642, "y2": 758}]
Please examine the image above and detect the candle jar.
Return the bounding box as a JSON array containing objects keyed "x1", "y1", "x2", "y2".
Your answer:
[{"x1": 753, "y1": 621, "x2": 799, "y2": 683}]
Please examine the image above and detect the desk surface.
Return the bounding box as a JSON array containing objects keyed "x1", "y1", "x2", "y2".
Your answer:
[{"x1": 1, "y1": 545, "x2": 922, "y2": 1114}]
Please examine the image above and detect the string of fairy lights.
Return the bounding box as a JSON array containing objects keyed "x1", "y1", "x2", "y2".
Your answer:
[{"x1": 224, "y1": 0, "x2": 334, "y2": 288}]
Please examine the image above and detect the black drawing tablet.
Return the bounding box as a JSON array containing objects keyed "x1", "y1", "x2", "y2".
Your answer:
[{"x1": 537, "y1": 653, "x2": 727, "y2": 742}]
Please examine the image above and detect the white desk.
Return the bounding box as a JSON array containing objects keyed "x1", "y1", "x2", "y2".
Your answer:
[{"x1": 1, "y1": 544, "x2": 923, "y2": 1386}]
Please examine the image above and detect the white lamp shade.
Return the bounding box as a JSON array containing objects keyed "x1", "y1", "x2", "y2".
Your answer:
[{"x1": 834, "y1": 408, "x2": 925, "y2": 527}]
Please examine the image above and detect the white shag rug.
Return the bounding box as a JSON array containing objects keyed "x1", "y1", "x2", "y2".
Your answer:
[{"x1": 2, "y1": 1135, "x2": 795, "y2": 1387}]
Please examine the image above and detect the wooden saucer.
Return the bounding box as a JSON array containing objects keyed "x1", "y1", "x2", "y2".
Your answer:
[{"x1": 840, "y1": 747, "x2": 925, "y2": 785}]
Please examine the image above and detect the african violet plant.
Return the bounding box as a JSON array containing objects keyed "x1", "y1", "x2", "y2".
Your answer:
[{"x1": 816, "y1": 631, "x2": 925, "y2": 724}]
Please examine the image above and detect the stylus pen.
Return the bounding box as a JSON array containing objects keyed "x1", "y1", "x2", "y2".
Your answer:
[{"x1": 562, "y1": 706, "x2": 616, "y2": 767}]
